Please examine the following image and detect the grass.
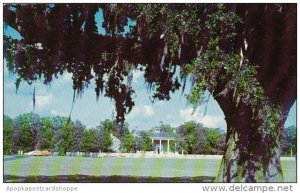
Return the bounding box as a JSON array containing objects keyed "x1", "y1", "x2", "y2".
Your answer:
[
  {"x1": 4, "y1": 175, "x2": 216, "y2": 183},
  {"x1": 3, "y1": 156, "x2": 296, "y2": 183},
  {"x1": 281, "y1": 160, "x2": 297, "y2": 182}
]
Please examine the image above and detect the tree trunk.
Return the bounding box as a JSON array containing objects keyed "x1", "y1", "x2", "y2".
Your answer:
[
  {"x1": 216, "y1": 126, "x2": 283, "y2": 182},
  {"x1": 213, "y1": 4, "x2": 296, "y2": 182},
  {"x1": 215, "y1": 101, "x2": 288, "y2": 182}
]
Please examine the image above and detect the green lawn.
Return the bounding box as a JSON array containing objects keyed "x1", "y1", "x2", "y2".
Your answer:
[{"x1": 3, "y1": 156, "x2": 296, "y2": 182}]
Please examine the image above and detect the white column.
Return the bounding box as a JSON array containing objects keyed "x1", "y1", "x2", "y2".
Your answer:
[
  {"x1": 175, "y1": 142, "x2": 176, "y2": 154},
  {"x1": 167, "y1": 140, "x2": 170, "y2": 153},
  {"x1": 159, "y1": 139, "x2": 162, "y2": 154},
  {"x1": 151, "y1": 139, "x2": 155, "y2": 153}
]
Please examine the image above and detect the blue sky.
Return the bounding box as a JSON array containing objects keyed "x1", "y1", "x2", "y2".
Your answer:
[
  {"x1": 3, "y1": 8, "x2": 296, "y2": 131},
  {"x1": 3, "y1": 63, "x2": 230, "y2": 130},
  {"x1": 3, "y1": 62, "x2": 296, "y2": 131}
]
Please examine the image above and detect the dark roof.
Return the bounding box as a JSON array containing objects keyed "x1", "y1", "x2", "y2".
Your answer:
[{"x1": 150, "y1": 132, "x2": 177, "y2": 140}]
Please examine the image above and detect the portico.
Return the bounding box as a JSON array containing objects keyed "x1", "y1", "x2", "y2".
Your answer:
[{"x1": 150, "y1": 132, "x2": 176, "y2": 154}]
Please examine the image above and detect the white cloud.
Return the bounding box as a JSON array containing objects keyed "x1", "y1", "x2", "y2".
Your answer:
[
  {"x1": 126, "y1": 104, "x2": 155, "y2": 120},
  {"x1": 144, "y1": 105, "x2": 154, "y2": 116},
  {"x1": 166, "y1": 114, "x2": 173, "y2": 120},
  {"x1": 59, "y1": 72, "x2": 73, "y2": 83},
  {"x1": 126, "y1": 106, "x2": 140, "y2": 120},
  {"x1": 179, "y1": 107, "x2": 198, "y2": 120},
  {"x1": 154, "y1": 100, "x2": 165, "y2": 107},
  {"x1": 4, "y1": 82, "x2": 16, "y2": 91},
  {"x1": 179, "y1": 107, "x2": 226, "y2": 129},
  {"x1": 133, "y1": 70, "x2": 143, "y2": 79},
  {"x1": 132, "y1": 70, "x2": 144, "y2": 83},
  {"x1": 50, "y1": 109, "x2": 67, "y2": 116},
  {"x1": 35, "y1": 94, "x2": 53, "y2": 109},
  {"x1": 198, "y1": 115, "x2": 225, "y2": 129}
]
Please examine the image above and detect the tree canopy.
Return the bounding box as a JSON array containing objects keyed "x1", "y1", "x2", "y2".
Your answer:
[
  {"x1": 4, "y1": 4, "x2": 296, "y2": 123},
  {"x1": 3, "y1": 3, "x2": 296, "y2": 182}
]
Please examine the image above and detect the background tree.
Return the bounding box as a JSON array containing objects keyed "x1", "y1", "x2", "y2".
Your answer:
[
  {"x1": 52, "y1": 116, "x2": 70, "y2": 152},
  {"x1": 176, "y1": 121, "x2": 225, "y2": 154},
  {"x1": 176, "y1": 121, "x2": 198, "y2": 154},
  {"x1": 38, "y1": 117, "x2": 54, "y2": 150},
  {"x1": 214, "y1": 129, "x2": 226, "y2": 155},
  {"x1": 3, "y1": 4, "x2": 296, "y2": 182},
  {"x1": 41, "y1": 117, "x2": 54, "y2": 140},
  {"x1": 204, "y1": 129, "x2": 221, "y2": 154},
  {"x1": 12, "y1": 113, "x2": 39, "y2": 152},
  {"x1": 97, "y1": 127, "x2": 112, "y2": 152},
  {"x1": 69, "y1": 120, "x2": 85, "y2": 152},
  {"x1": 51, "y1": 116, "x2": 67, "y2": 132},
  {"x1": 135, "y1": 131, "x2": 153, "y2": 152},
  {"x1": 57, "y1": 120, "x2": 74, "y2": 155},
  {"x1": 4, "y1": 115, "x2": 13, "y2": 155},
  {"x1": 193, "y1": 126, "x2": 209, "y2": 154},
  {"x1": 159, "y1": 123, "x2": 174, "y2": 133},
  {"x1": 122, "y1": 132, "x2": 136, "y2": 153},
  {"x1": 100, "y1": 119, "x2": 129, "y2": 140},
  {"x1": 36, "y1": 138, "x2": 52, "y2": 150},
  {"x1": 29, "y1": 113, "x2": 43, "y2": 149},
  {"x1": 81, "y1": 129, "x2": 98, "y2": 152},
  {"x1": 281, "y1": 125, "x2": 296, "y2": 157}
]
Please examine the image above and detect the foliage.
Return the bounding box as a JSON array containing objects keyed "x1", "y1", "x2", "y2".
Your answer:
[
  {"x1": 3, "y1": 3, "x2": 297, "y2": 182},
  {"x1": 12, "y1": 113, "x2": 37, "y2": 152},
  {"x1": 97, "y1": 127, "x2": 113, "y2": 152},
  {"x1": 80, "y1": 129, "x2": 98, "y2": 152},
  {"x1": 204, "y1": 129, "x2": 221, "y2": 154},
  {"x1": 41, "y1": 118, "x2": 53, "y2": 137},
  {"x1": 281, "y1": 125, "x2": 296, "y2": 156},
  {"x1": 99, "y1": 119, "x2": 129, "y2": 140},
  {"x1": 57, "y1": 121, "x2": 74, "y2": 155},
  {"x1": 3, "y1": 4, "x2": 222, "y2": 125},
  {"x1": 136, "y1": 131, "x2": 153, "y2": 152},
  {"x1": 159, "y1": 123, "x2": 174, "y2": 133},
  {"x1": 3, "y1": 112, "x2": 290, "y2": 157},
  {"x1": 36, "y1": 138, "x2": 52, "y2": 150},
  {"x1": 176, "y1": 121, "x2": 225, "y2": 154},
  {"x1": 69, "y1": 120, "x2": 85, "y2": 152},
  {"x1": 4, "y1": 115, "x2": 13, "y2": 155},
  {"x1": 5, "y1": 113, "x2": 118, "y2": 154},
  {"x1": 176, "y1": 121, "x2": 197, "y2": 154},
  {"x1": 52, "y1": 116, "x2": 70, "y2": 152},
  {"x1": 40, "y1": 117, "x2": 54, "y2": 147},
  {"x1": 122, "y1": 132, "x2": 136, "y2": 152}
]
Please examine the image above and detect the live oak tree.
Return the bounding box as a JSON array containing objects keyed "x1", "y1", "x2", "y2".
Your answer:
[{"x1": 3, "y1": 4, "x2": 296, "y2": 182}]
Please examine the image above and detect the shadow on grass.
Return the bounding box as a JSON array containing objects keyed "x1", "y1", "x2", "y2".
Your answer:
[
  {"x1": 4, "y1": 175, "x2": 216, "y2": 183},
  {"x1": 4, "y1": 156, "x2": 31, "y2": 162}
]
